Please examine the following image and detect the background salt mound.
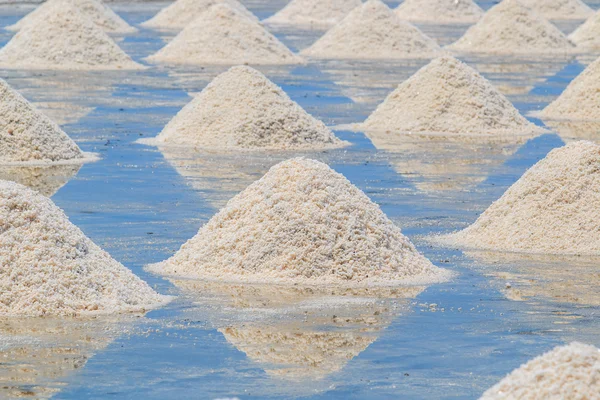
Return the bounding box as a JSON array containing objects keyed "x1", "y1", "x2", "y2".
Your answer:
[
  {"x1": 147, "y1": 66, "x2": 346, "y2": 150},
  {"x1": 541, "y1": 56, "x2": 600, "y2": 121},
  {"x1": 149, "y1": 158, "x2": 450, "y2": 286},
  {"x1": 146, "y1": 4, "x2": 301, "y2": 66},
  {"x1": 0, "y1": 181, "x2": 169, "y2": 316},
  {"x1": 446, "y1": 0, "x2": 575, "y2": 55},
  {"x1": 395, "y1": 0, "x2": 484, "y2": 24},
  {"x1": 0, "y1": 79, "x2": 84, "y2": 163},
  {"x1": 518, "y1": 0, "x2": 593, "y2": 21},
  {"x1": 264, "y1": 0, "x2": 362, "y2": 28},
  {"x1": 480, "y1": 342, "x2": 600, "y2": 399},
  {"x1": 301, "y1": 0, "x2": 441, "y2": 60},
  {"x1": 141, "y1": 0, "x2": 257, "y2": 30},
  {"x1": 570, "y1": 11, "x2": 600, "y2": 50},
  {"x1": 442, "y1": 141, "x2": 600, "y2": 255},
  {"x1": 0, "y1": 3, "x2": 142, "y2": 70},
  {"x1": 363, "y1": 56, "x2": 544, "y2": 135},
  {"x1": 7, "y1": 0, "x2": 137, "y2": 34}
]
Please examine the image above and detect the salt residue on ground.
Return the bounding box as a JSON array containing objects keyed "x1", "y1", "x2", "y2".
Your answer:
[
  {"x1": 362, "y1": 56, "x2": 545, "y2": 135},
  {"x1": 146, "y1": 4, "x2": 302, "y2": 65},
  {"x1": 569, "y1": 11, "x2": 600, "y2": 50},
  {"x1": 446, "y1": 0, "x2": 576, "y2": 55},
  {"x1": 301, "y1": 0, "x2": 441, "y2": 60},
  {"x1": 148, "y1": 158, "x2": 451, "y2": 286},
  {"x1": 480, "y1": 342, "x2": 600, "y2": 399},
  {"x1": 439, "y1": 141, "x2": 600, "y2": 255},
  {"x1": 142, "y1": 66, "x2": 346, "y2": 150},
  {"x1": 263, "y1": 0, "x2": 362, "y2": 28},
  {"x1": 518, "y1": 0, "x2": 594, "y2": 21},
  {"x1": 0, "y1": 180, "x2": 170, "y2": 316},
  {"x1": 395, "y1": 0, "x2": 484, "y2": 24}
]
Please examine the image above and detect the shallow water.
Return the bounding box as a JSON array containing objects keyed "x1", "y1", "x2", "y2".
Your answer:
[{"x1": 0, "y1": 2, "x2": 599, "y2": 399}]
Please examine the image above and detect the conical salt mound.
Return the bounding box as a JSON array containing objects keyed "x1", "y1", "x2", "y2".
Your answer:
[
  {"x1": 518, "y1": 0, "x2": 594, "y2": 21},
  {"x1": 141, "y1": 0, "x2": 257, "y2": 30},
  {"x1": 446, "y1": 0, "x2": 575, "y2": 55},
  {"x1": 301, "y1": 0, "x2": 441, "y2": 60},
  {"x1": 146, "y1": 67, "x2": 346, "y2": 150},
  {"x1": 146, "y1": 4, "x2": 302, "y2": 66},
  {"x1": 264, "y1": 0, "x2": 362, "y2": 28},
  {"x1": 541, "y1": 56, "x2": 600, "y2": 121},
  {"x1": 0, "y1": 180, "x2": 170, "y2": 316},
  {"x1": 0, "y1": 3, "x2": 142, "y2": 70},
  {"x1": 569, "y1": 10, "x2": 600, "y2": 50},
  {"x1": 395, "y1": 0, "x2": 484, "y2": 24},
  {"x1": 363, "y1": 56, "x2": 545, "y2": 135},
  {"x1": 7, "y1": 0, "x2": 137, "y2": 34},
  {"x1": 149, "y1": 158, "x2": 451, "y2": 286},
  {"x1": 0, "y1": 79, "x2": 84, "y2": 163},
  {"x1": 480, "y1": 342, "x2": 600, "y2": 399},
  {"x1": 441, "y1": 141, "x2": 600, "y2": 255}
]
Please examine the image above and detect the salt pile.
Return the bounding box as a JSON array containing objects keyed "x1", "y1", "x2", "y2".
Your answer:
[
  {"x1": 570, "y1": 11, "x2": 600, "y2": 51},
  {"x1": 518, "y1": 0, "x2": 594, "y2": 21},
  {"x1": 144, "y1": 67, "x2": 345, "y2": 150},
  {"x1": 301, "y1": 0, "x2": 441, "y2": 60},
  {"x1": 148, "y1": 158, "x2": 450, "y2": 286},
  {"x1": 141, "y1": 0, "x2": 257, "y2": 30},
  {"x1": 0, "y1": 3, "x2": 142, "y2": 70},
  {"x1": 7, "y1": 0, "x2": 137, "y2": 34},
  {"x1": 146, "y1": 4, "x2": 302, "y2": 66},
  {"x1": 540, "y1": 56, "x2": 600, "y2": 121},
  {"x1": 395, "y1": 0, "x2": 484, "y2": 24},
  {"x1": 480, "y1": 342, "x2": 600, "y2": 399},
  {"x1": 363, "y1": 56, "x2": 545, "y2": 135},
  {"x1": 441, "y1": 141, "x2": 600, "y2": 255},
  {"x1": 446, "y1": 0, "x2": 575, "y2": 55},
  {"x1": 264, "y1": 0, "x2": 362, "y2": 28},
  {"x1": 0, "y1": 79, "x2": 85, "y2": 163}
]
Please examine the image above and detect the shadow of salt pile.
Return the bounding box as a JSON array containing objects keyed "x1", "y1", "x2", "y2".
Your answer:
[
  {"x1": 0, "y1": 164, "x2": 81, "y2": 197},
  {"x1": 544, "y1": 120, "x2": 600, "y2": 142}
]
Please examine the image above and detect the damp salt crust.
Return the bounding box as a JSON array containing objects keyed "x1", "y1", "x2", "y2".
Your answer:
[
  {"x1": 263, "y1": 0, "x2": 362, "y2": 28},
  {"x1": 395, "y1": 0, "x2": 484, "y2": 24}
]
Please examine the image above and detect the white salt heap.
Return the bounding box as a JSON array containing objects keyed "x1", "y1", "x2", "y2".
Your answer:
[
  {"x1": 141, "y1": 0, "x2": 257, "y2": 30},
  {"x1": 480, "y1": 342, "x2": 600, "y2": 399},
  {"x1": 146, "y1": 4, "x2": 302, "y2": 66},
  {"x1": 145, "y1": 66, "x2": 345, "y2": 150},
  {"x1": 7, "y1": 0, "x2": 137, "y2": 34},
  {"x1": 0, "y1": 2, "x2": 142, "y2": 70},
  {"x1": 446, "y1": 0, "x2": 575, "y2": 55},
  {"x1": 0, "y1": 79, "x2": 84, "y2": 163},
  {"x1": 363, "y1": 56, "x2": 545, "y2": 135},
  {"x1": 541, "y1": 56, "x2": 600, "y2": 121},
  {"x1": 301, "y1": 0, "x2": 441, "y2": 60},
  {"x1": 518, "y1": 0, "x2": 593, "y2": 21},
  {"x1": 570, "y1": 11, "x2": 600, "y2": 51},
  {"x1": 264, "y1": 0, "x2": 362, "y2": 28},
  {"x1": 149, "y1": 158, "x2": 450, "y2": 286},
  {"x1": 441, "y1": 141, "x2": 600, "y2": 255},
  {"x1": 395, "y1": 0, "x2": 484, "y2": 24},
  {"x1": 0, "y1": 180, "x2": 169, "y2": 316}
]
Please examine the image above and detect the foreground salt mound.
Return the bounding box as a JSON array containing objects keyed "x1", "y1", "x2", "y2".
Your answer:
[
  {"x1": 395, "y1": 0, "x2": 484, "y2": 24},
  {"x1": 0, "y1": 181, "x2": 169, "y2": 316},
  {"x1": 442, "y1": 141, "x2": 600, "y2": 255},
  {"x1": 149, "y1": 158, "x2": 450, "y2": 286},
  {"x1": 302, "y1": 0, "x2": 441, "y2": 60},
  {"x1": 264, "y1": 0, "x2": 362, "y2": 28},
  {"x1": 363, "y1": 56, "x2": 544, "y2": 135},
  {"x1": 446, "y1": 0, "x2": 575, "y2": 55},
  {"x1": 7, "y1": 0, "x2": 137, "y2": 34},
  {"x1": 518, "y1": 0, "x2": 593, "y2": 21},
  {"x1": 480, "y1": 342, "x2": 600, "y2": 399},
  {"x1": 570, "y1": 11, "x2": 600, "y2": 50},
  {"x1": 0, "y1": 3, "x2": 142, "y2": 70},
  {"x1": 141, "y1": 0, "x2": 257, "y2": 30},
  {"x1": 147, "y1": 4, "x2": 301, "y2": 65}
]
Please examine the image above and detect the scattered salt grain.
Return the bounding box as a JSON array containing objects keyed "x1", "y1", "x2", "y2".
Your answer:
[
  {"x1": 569, "y1": 10, "x2": 600, "y2": 49},
  {"x1": 395, "y1": 0, "x2": 484, "y2": 24},
  {"x1": 518, "y1": 0, "x2": 594, "y2": 21},
  {"x1": 264, "y1": 0, "x2": 362, "y2": 28}
]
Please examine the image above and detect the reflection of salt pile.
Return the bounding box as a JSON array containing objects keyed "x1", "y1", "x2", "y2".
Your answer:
[
  {"x1": 146, "y1": 5, "x2": 301, "y2": 66},
  {"x1": 7, "y1": 0, "x2": 137, "y2": 34},
  {"x1": 441, "y1": 141, "x2": 600, "y2": 255},
  {"x1": 518, "y1": 0, "x2": 593, "y2": 21},
  {"x1": 144, "y1": 66, "x2": 345, "y2": 150},
  {"x1": 0, "y1": 164, "x2": 81, "y2": 197},
  {"x1": 150, "y1": 158, "x2": 450, "y2": 286},
  {"x1": 0, "y1": 181, "x2": 169, "y2": 316},
  {"x1": 446, "y1": 0, "x2": 575, "y2": 55},
  {"x1": 363, "y1": 56, "x2": 544, "y2": 135},
  {"x1": 545, "y1": 120, "x2": 600, "y2": 141},
  {"x1": 0, "y1": 3, "x2": 142, "y2": 70},
  {"x1": 141, "y1": 0, "x2": 256, "y2": 30},
  {"x1": 264, "y1": 0, "x2": 362, "y2": 28},
  {"x1": 395, "y1": 0, "x2": 484, "y2": 24},
  {"x1": 569, "y1": 11, "x2": 600, "y2": 49},
  {"x1": 302, "y1": 0, "x2": 441, "y2": 60},
  {"x1": 480, "y1": 342, "x2": 600, "y2": 399}
]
